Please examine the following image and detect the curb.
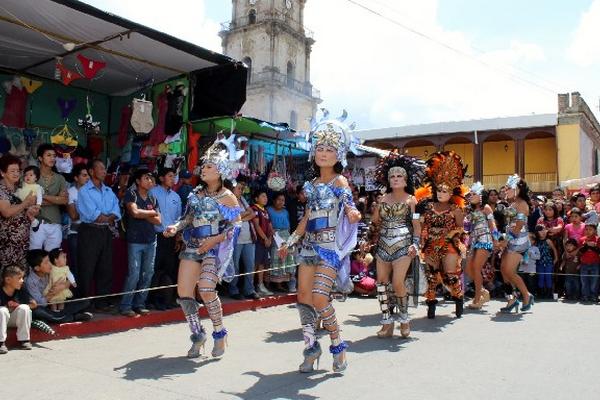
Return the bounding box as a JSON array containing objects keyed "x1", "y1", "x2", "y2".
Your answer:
[{"x1": 6, "y1": 294, "x2": 297, "y2": 347}]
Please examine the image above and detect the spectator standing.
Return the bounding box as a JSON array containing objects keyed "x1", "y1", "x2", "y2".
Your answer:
[
  {"x1": 251, "y1": 189, "x2": 274, "y2": 296},
  {"x1": 176, "y1": 169, "x2": 194, "y2": 213},
  {"x1": 528, "y1": 196, "x2": 544, "y2": 233},
  {"x1": 149, "y1": 168, "x2": 181, "y2": 309},
  {"x1": 575, "y1": 193, "x2": 588, "y2": 212},
  {"x1": 66, "y1": 163, "x2": 89, "y2": 286},
  {"x1": 578, "y1": 213, "x2": 600, "y2": 303},
  {"x1": 31, "y1": 144, "x2": 68, "y2": 251},
  {"x1": 0, "y1": 154, "x2": 38, "y2": 270},
  {"x1": 561, "y1": 239, "x2": 580, "y2": 300},
  {"x1": 534, "y1": 225, "x2": 558, "y2": 299},
  {"x1": 589, "y1": 185, "x2": 600, "y2": 212},
  {"x1": 120, "y1": 168, "x2": 161, "y2": 317},
  {"x1": 25, "y1": 249, "x2": 91, "y2": 323},
  {"x1": 76, "y1": 159, "x2": 121, "y2": 311},
  {"x1": 0, "y1": 265, "x2": 33, "y2": 353},
  {"x1": 289, "y1": 184, "x2": 307, "y2": 233},
  {"x1": 267, "y1": 192, "x2": 296, "y2": 292},
  {"x1": 564, "y1": 208, "x2": 585, "y2": 243},
  {"x1": 229, "y1": 178, "x2": 259, "y2": 299}
]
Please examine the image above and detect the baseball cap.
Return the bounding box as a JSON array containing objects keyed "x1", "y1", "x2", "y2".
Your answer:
[{"x1": 179, "y1": 169, "x2": 192, "y2": 179}]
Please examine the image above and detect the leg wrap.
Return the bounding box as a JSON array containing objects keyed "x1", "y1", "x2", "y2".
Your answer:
[
  {"x1": 177, "y1": 297, "x2": 204, "y2": 342},
  {"x1": 297, "y1": 303, "x2": 318, "y2": 349},
  {"x1": 386, "y1": 282, "x2": 397, "y2": 315},
  {"x1": 396, "y1": 295, "x2": 409, "y2": 323},
  {"x1": 377, "y1": 283, "x2": 393, "y2": 324},
  {"x1": 316, "y1": 303, "x2": 339, "y2": 340},
  {"x1": 425, "y1": 265, "x2": 442, "y2": 301},
  {"x1": 442, "y1": 270, "x2": 463, "y2": 299},
  {"x1": 204, "y1": 294, "x2": 224, "y2": 332}
]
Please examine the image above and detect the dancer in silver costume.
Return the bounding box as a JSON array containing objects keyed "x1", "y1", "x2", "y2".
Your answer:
[
  {"x1": 464, "y1": 182, "x2": 499, "y2": 310},
  {"x1": 498, "y1": 174, "x2": 534, "y2": 313},
  {"x1": 165, "y1": 135, "x2": 243, "y2": 358},
  {"x1": 362, "y1": 150, "x2": 425, "y2": 339},
  {"x1": 279, "y1": 110, "x2": 361, "y2": 373}
]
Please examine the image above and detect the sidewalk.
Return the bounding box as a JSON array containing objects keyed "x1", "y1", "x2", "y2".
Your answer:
[{"x1": 6, "y1": 293, "x2": 297, "y2": 347}]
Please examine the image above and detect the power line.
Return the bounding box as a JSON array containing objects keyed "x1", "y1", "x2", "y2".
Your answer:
[{"x1": 344, "y1": 0, "x2": 562, "y2": 95}]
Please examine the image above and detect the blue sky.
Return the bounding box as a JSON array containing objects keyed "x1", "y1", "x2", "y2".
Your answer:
[{"x1": 85, "y1": 0, "x2": 600, "y2": 129}]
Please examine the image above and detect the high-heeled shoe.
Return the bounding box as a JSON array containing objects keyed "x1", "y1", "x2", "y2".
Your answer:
[
  {"x1": 521, "y1": 294, "x2": 535, "y2": 312},
  {"x1": 299, "y1": 341, "x2": 322, "y2": 373},
  {"x1": 481, "y1": 289, "x2": 491, "y2": 304},
  {"x1": 454, "y1": 297, "x2": 464, "y2": 318},
  {"x1": 330, "y1": 341, "x2": 349, "y2": 373},
  {"x1": 426, "y1": 299, "x2": 437, "y2": 319},
  {"x1": 396, "y1": 295, "x2": 410, "y2": 338},
  {"x1": 211, "y1": 328, "x2": 228, "y2": 358},
  {"x1": 187, "y1": 330, "x2": 207, "y2": 358},
  {"x1": 376, "y1": 322, "x2": 394, "y2": 338},
  {"x1": 499, "y1": 298, "x2": 520, "y2": 313}
]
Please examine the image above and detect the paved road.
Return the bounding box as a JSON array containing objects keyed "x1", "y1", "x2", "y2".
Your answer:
[{"x1": 3, "y1": 298, "x2": 599, "y2": 399}]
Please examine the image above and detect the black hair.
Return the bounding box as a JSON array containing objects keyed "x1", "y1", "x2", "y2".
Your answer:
[
  {"x1": 307, "y1": 160, "x2": 344, "y2": 180},
  {"x1": 272, "y1": 192, "x2": 286, "y2": 204},
  {"x1": 26, "y1": 249, "x2": 49, "y2": 269},
  {"x1": 542, "y1": 202, "x2": 558, "y2": 220},
  {"x1": 516, "y1": 179, "x2": 532, "y2": 207},
  {"x1": 252, "y1": 187, "x2": 268, "y2": 201},
  {"x1": 488, "y1": 189, "x2": 499, "y2": 196},
  {"x1": 36, "y1": 143, "x2": 55, "y2": 159},
  {"x1": 468, "y1": 190, "x2": 489, "y2": 211},
  {"x1": 565, "y1": 238, "x2": 578, "y2": 247},
  {"x1": 72, "y1": 163, "x2": 88, "y2": 179},
  {"x1": 23, "y1": 165, "x2": 40, "y2": 181},
  {"x1": 236, "y1": 174, "x2": 249, "y2": 184},
  {"x1": 87, "y1": 158, "x2": 104, "y2": 171},
  {"x1": 48, "y1": 248, "x2": 66, "y2": 265},
  {"x1": 157, "y1": 167, "x2": 175, "y2": 178},
  {"x1": 591, "y1": 185, "x2": 600, "y2": 194},
  {"x1": 1, "y1": 265, "x2": 24, "y2": 283},
  {"x1": 0, "y1": 154, "x2": 21, "y2": 173},
  {"x1": 570, "y1": 207, "x2": 582, "y2": 216},
  {"x1": 575, "y1": 193, "x2": 587, "y2": 200},
  {"x1": 133, "y1": 168, "x2": 151, "y2": 182},
  {"x1": 296, "y1": 184, "x2": 304, "y2": 194}
]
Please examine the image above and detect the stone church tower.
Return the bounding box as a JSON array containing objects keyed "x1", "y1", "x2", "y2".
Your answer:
[{"x1": 219, "y1": 0, "x2": 321, "y2": 131}]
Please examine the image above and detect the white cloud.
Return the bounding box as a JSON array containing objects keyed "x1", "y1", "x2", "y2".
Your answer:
[
  {"x1": 568, "y1": 0, "x2": 600, "y2": 66},
  {"x1": 305, "y1": 0, "x2": 555, "y2": 129},
  {"x1": 84, "y1": 0, "x2": 222, "y2": 52}
]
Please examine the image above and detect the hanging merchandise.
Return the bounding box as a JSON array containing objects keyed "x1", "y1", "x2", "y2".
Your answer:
[
  {"x1": 19, "y1": 77, "x2": 43, "y2": 94},
  {"x1": 51, "y1": 123, "x2": 78, "y2": 155},
  {"x1": 117, "y1": 104, "x2": 133, "y2": 147},
  {"x1": 186, "y1": 124, "x2": 201, "y2": 174},
  {"x1": 56, "y1": 156, "x2": 73, "y2": 173},
  {"x1": 86, "y1": 135, "x2": 104, "y2": 158},
  {"x1": 57, "y1": 98, "x2": 77, "y2": 120},
  {"x1": 77, "y1": 95, "x2": 101, "y2": 135},
  {"x1": 130, "y1": 97, "x2": 154, "y2": 134},
  {"x1": 57, "y1": 62, "x2": 83, "y2": 86},
  {"x1": 1, "y1": 76, "x2": 28, "y2": 128},
  {"x1": 165, "y1": 83, "x2": 187, "y2": 136},
  {"x1": 267, "y1": 141, "x2": 287, "y2": 192},
  {"x1": 76, "y1": 54, "x2": 107, "y2": 80},
  {"x1": 149, "y1": 86, "x2": 168, "y2": 145}
]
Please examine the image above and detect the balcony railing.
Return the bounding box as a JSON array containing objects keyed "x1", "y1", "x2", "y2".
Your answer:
[
  {"x1": 249, "y1": 70, "x2": 321, "y2": 99},
  {"x1": 479, "y1": 172, "x2": 557, "y2": 193},
  {"x1": 220, "y1": 9, "x2": 314, "y2": 40}
]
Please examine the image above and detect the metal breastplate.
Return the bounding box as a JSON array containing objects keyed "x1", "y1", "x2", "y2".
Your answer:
[
  {"x1": 184, "y1": 195, "x2": 222, "y2": 243},
  {"x1": 303, "y1": 181, "x2": 341, "y2": 248}
]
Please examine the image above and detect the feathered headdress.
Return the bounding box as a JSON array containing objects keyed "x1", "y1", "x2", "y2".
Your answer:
[
  {"x1": 506, "y1": 174, "x2": 520, "y2": 190},
  {"x1": 201, "y1": 133, "x2": 247, "y2": 182},
  {"x1": 375, "y1": 149, "x2": 426, "y2": 193},
  {"x1": 470, "y1": 181, "x2": 484, "y2": 195},
  {"x1": 300, "y1": 108, "x2": 362, "y2": 167},
  {"x1": 425, "y1": 151, "x2": 466, "y2": 190}
]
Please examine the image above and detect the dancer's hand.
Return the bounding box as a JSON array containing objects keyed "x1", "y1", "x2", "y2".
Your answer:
[
  {"x1": 197, "y1": 235, "x2": 221, "y2": 254},
  {"x1": 278, "y1": 245, "x2": 289, "y2": 260},
  {"x1": 346, "y1": 206, "x2": 361, "y2": 224},
  {"x1": 408, "y1": 244, "x2": 418, "y2": 258},
  {"x1": 164, "y1": 226, "x2": 177, "y2": 237}
]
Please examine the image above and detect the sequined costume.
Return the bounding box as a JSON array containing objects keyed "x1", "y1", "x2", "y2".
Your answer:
[
  {"x1": 467, "y1": 208, "x2": 494, "y2": 252},
  {"x1": 376, "y1": 202, "x2": 414, "y2": 262},
  {"x1": 503, "y1": 206, "x2": 530, "y2": 255}
]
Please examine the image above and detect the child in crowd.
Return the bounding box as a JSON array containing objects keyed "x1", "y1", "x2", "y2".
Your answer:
[
  {"x1": 15, "y1": 165, "x2": 43, "y2": 229},
  {"x1": 519, "y1": 232, "x2": 540, "y2": 295},
  {"x1": 535, "y1": 225, "x2": 558, "y2": 299},
  {"x1": 267, "y1": 192, "x2": 296, "y2": 292},
  {"x1": 561, "y1": 238, "x2": 580, "y2": 300},
  {"x1": 578, "y1": 212, "x2": 600, "y2": 303},
  {"x1": 44, "y1": 248, "x2": 75, "y2": 311},
  {"x1": 350, "y1": 252, "x2": 376, "y2": 296},
  {"x1": 564, "y1": 208, "x2": 585, "y2": 243},
  {"x1": 251, "y1": 189, "x2": 274, "y2": 296},
  {"x1": 0, "y1": 266, "x2": 34, "y2": 353}
]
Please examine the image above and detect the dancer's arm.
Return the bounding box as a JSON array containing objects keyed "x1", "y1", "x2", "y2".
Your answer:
[
  {"x1": 334, "y1": 175, "x2": 361, "y2": 223},
  {"x1": 409, "y1": 196, "x2": 421, "y2": 257},
  {"x1": 278, "y1": 207, "x2": 309, "y2": 258},
  {"x1": 509, "y1": 200, "x2": 529, "y2": 237}
]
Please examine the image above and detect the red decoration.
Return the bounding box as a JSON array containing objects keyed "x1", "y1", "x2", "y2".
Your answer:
[
  {"x1": 77, "y1": 54, "x2": 106, "y2": 79},
  {"x1": 57, "y1": 63, "x2": 83, "y2": 86}
]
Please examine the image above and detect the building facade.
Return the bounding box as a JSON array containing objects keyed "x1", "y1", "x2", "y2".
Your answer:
[
  {"x1": 357, "y1": 92, "x2": 600, "y2": 193},
  {"x1": 219, "y1": 0, "x2": 321, "y2": 131}
]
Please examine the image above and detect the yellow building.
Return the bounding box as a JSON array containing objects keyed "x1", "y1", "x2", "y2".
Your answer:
[{"x1": 356, "y1": 92, "x2": 600, "y2": 193}]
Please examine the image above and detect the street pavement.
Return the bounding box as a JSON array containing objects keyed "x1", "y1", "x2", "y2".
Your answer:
[{"x1": 3, "y1": 297, "x2": 599, "y2": 400}]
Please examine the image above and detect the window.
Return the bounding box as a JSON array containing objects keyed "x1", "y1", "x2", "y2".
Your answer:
[
  {"x1": 290, "y1": 111, "x2": 297, "y2": 130},
  {"x1": 286, "y1": 61, "x2": 294, "y2": 88},
  {"x1": 242, "y1": 57, "x2": 252, "y2": 83},
  {"x1": 248, "y1": 9, "x2": 256, "y2": 24}
]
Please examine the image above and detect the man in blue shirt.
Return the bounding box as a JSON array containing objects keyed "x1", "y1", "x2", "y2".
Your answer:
[
  {"x1": 149, "y1": 168, "x2": 182, "y2": 309},
  {"x1": 176, "y1": 169, "x2": 193, "y2": 212},
  {"x1": 76, "y1": 159, "x2": 121, "y2": 311}
]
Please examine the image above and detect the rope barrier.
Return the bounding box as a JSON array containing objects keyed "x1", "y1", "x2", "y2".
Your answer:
[{"x1": 45, "y1": 253, "x2": 600, "y2": 306}]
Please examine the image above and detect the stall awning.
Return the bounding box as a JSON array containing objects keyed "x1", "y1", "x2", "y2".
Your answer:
[
  {"x1": 0, "y1": 0, "x2": 239, "y2": 95},
  {"x1": 192, "y1": 116, "x2": 296, "y2": 140}
]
